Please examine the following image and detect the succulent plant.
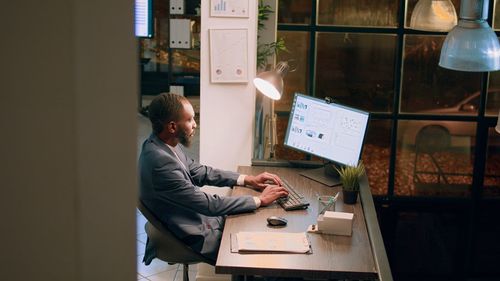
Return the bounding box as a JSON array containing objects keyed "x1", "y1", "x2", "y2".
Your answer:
[{"x1": 335, "y1": 161, "x2": 365, "y2": 192}]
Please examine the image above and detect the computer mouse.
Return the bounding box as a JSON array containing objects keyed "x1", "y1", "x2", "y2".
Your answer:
[{"x1": 267, "y1": 216, "x2": 288, "y2": 226}]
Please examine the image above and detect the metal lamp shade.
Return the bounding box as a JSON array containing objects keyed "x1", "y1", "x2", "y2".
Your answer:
[
  {"x1": 410, "y1": 0, "x2": 457, "y2": 32},
  {"x1": 439, "y1": 0, "x2": 500, "y2": 72},
  {"x1": 253, "y1": 71, "x2": 283, "y2": 100},
  {"x1": 439, "y1": 20, "x2": 500, "y2": 71}
]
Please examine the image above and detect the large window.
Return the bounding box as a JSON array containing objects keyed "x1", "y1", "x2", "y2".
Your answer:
[
  {"x1": 256, "y1": 2, "x2": 500, "y2": 279},
  {"x1": 262, "y1": 0, "x2": 500, "y2": 199}
]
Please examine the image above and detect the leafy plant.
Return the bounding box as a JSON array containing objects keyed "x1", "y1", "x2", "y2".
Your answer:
[
  {"x1": 257, "y1": 1, "x2": 288, "y2": 69},
  {"x1": 258, "y1": 1, "x2": 274, "y2": 30},
  {"x1": 335, "y1": 162, "x2": 365, "y2": 192}
]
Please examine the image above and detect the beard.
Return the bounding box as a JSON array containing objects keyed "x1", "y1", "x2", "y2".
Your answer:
[{"x1": 178, "y1": 127, "x2": 194, "y2": 147}]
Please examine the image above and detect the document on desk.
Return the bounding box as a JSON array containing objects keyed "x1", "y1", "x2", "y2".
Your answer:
[{"x1": 232, "y1": 232, "x2": 311, "y2": 253}]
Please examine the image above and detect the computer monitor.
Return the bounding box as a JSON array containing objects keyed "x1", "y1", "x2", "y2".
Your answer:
[
  {"x1": 135, "y1": 0, "x2": 153, "y2": 38},
  {"x1": 284, "y1": 93, "x2": 370, "y2": 186}
]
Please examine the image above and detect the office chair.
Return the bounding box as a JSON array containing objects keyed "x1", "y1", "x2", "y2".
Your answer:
[{"x1": 138, "y1": 200, "x2": 214, "y2": 281}]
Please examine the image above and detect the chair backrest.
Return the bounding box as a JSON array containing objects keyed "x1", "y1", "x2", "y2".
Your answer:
[{"x1": 137, "y1": 200, "x2": 213, "y2": 265}]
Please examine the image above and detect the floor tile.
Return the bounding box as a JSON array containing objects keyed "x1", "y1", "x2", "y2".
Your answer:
[
  {"x1": 138, "y1": 232, "x2": 148, "y2": 244},
  {"x1": 173, "y1": 268, "x2": 197, "y2": 281},
  {"x1": 147, "y1": 268, "x2": 178, "y2": 281},
  {"x1": 137, "y1": 213, "x2": 148, "y2": 234},
  {"x1": 137, "y1": 254, "x2": 177, "y2": 277},
  {"x1": 137, "y1": 239, "x2": 146, "y2": 256}
]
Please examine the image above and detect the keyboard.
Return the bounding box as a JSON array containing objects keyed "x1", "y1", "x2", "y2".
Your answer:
[{"x1": 276, "y1": 179, "x2": 310, "y2": 211}]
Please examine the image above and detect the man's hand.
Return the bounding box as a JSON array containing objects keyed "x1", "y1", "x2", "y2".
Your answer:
[
  {"x1": 258, "y1": 185, "x2": 289, "y2": 206},
  {"x1": 244, "y1": 172, "x2": 283, "y2": 190}
]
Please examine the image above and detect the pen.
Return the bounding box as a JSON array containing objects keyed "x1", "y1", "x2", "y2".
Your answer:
[{"x1": 332, "y1": 192, "x2": 339, "y2": 202}]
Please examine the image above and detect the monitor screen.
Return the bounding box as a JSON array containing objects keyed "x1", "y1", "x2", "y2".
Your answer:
[
  {"x1": 135, "y1": 0, "x2": 153, "y2": 38},
  {"x1": 284, "y1": 93, "x2": 369, "y2": 167}
]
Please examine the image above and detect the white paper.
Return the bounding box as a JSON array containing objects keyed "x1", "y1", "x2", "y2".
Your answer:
[{"x1": 236, "y1": 232, "x2": 310, "y2": 253}]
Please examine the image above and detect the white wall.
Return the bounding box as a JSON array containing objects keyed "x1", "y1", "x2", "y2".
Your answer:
[
  {"x1": 200, "y1": 1, "x2": 258, "y2": 170},
  {"x1": 0, "y1": 1, "x2": 137, "y2": 280}
]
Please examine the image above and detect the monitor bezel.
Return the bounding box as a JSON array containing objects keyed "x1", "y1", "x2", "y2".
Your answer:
[{"x1": 283, "y1": 93, "x2": 370, "y2": 167}]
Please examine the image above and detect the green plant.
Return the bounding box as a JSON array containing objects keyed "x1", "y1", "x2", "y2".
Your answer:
[
  {"x1": 335, "y1": 162, "x2": 365, "y2": 192},
  {"x1": 257, "y1": 1, "x2": 288, "y2": 69}
]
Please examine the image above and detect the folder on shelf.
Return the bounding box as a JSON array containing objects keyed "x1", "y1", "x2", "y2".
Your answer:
[{"x1": 230, "y1": 232, "x2": 312, "y2": 254}]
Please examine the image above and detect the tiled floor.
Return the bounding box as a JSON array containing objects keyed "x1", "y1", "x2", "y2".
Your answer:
[
  {"x1": 136, "y1": 111, "x2": 201, "y2": 281},
  {"x1": 136, "y1": 208, "x2": 199, "y2": 281}
]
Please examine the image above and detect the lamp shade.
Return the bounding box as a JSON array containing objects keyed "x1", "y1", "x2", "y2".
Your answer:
[
  {"x1": 439, "y1": 0, "x2": 500, "y2": 72},
  {"x1": 410, "y1": 0, "x2": 457, "y2": 32},
  {"x1": 253, "y1": 61, "x2": 289, "y2": 100},
  {"x1": 253, "y1": 71, "x2": 283, "y2": 100}
]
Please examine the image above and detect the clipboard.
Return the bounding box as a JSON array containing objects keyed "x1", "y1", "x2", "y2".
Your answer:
[{"x1": 230, "y1": 232, "x2": 312, "y2": 254}]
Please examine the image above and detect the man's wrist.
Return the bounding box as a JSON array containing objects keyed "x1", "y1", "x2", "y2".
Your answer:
[
  {"x1": 237, "y1": 174, "x2": 247, "y2": 186},
  {"x1": 253, "y1": 196, "x2": 261, "y2": 208}
]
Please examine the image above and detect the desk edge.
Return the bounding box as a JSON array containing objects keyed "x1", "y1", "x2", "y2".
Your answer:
[{"x1": 360, "y1": 174, "x2": 393, "y2": 281}]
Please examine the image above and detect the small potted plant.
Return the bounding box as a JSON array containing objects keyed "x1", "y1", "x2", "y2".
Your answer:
[{"x1": 335, "y1": 161, "x2": 365, "y2": 204}]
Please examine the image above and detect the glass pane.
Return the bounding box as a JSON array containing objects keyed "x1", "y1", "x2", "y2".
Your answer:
[
  {"x1": 362, "y1": 119, "x2": 391, "y2": 196},
  {"x1": 278, "y1": 0, "x2": 312, "y2": 24},
  {"x1": 405, "y1": 0, "x2": 461, "y2": 29},
  {"x1": 483, "y1": 127, "x2": 500, "y2": 197},
  {"x1": 317, "y1": 0, "x2": 399, "y2": 27},
  {"x1": 316, "y1": 32, "x2": 396, "y2": 113},
  {"x1": 171, "y1": 50, "x2": 200, "y2": 74},
  {"x1": 391, "y1": 211, "x2": 461, "y2": 275},
  {"x1": 274, "y1": 114, "x2": 308, "y2": 160},
  {"x1": 401, "y1": 35, "x2": 481, "y2": 113},
  {"x1": 472, "y1": 205, "x2": 500, "y2": 274},
  {"x1": 486, "y1": 70, "x2": 500, "y2": 116},
  {"x1": 275, "y1": 31, "x2": 310, "y2": 112},
  {"x1": 396, "y1": 120, "x2": 476, "y2": 197}
]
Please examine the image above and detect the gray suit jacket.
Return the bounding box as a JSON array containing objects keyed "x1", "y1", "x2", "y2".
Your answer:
[{"x1": 139, "y1": 134, "x2": 256, "y2": 262}]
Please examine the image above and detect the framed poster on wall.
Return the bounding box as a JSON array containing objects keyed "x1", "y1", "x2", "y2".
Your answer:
[
  {"x1": 210, "y1": 0, "x2": 249, "y2": 18},
  {"x1": 209, "y1": 29, "x2": 248, "y2": 83}
]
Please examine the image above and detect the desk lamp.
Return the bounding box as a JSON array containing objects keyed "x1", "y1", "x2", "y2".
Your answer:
[
  {"x1": 410, "y1": 0, "x2": 457, "y2": 32},
  {"x1": 253, "y1": 61, "x2": 289, "y2": 159},
  {"x1": 439, "y1": 0, "x2": 500, "y2": 71}
]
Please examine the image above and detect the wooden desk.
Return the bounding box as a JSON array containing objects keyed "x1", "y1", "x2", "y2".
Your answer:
[{"x1": 216, "y1": 166, "x2": 379, "y2": 280}]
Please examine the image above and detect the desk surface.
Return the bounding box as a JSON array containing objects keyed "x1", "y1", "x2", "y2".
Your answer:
[{"x1": 215, "y1": 166, "x2": 378, "y2": 280}]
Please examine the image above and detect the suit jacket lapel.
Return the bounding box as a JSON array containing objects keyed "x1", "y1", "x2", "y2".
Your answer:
[{"x1": 149, "y1": 134, "x2": 195, "y2": 184}]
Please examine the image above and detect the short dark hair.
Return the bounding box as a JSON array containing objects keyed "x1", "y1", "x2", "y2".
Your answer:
[{"x1": 148, "y1": 93, "x2": 188, "y2": 134}]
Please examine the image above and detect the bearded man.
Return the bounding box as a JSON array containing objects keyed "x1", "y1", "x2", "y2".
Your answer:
[{"x1": 139, "y1": 93, "x2": 287, "y2": 263}]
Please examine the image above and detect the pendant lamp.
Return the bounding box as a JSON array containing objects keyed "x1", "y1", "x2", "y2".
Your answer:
[
  {"x1": 410, "y1": 0, "x2": 457, "y2": 31},
  {"x1": 439, "y1": 0, "x2": 500, "y2": 72}
]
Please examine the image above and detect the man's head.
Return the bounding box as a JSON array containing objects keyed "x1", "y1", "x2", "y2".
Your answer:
[{"x1": 148, "y1": 93, "x2": 197, "y2": 147}]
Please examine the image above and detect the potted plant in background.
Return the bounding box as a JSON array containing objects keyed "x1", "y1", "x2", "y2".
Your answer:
[
  {"x1": 256, "y1": 0, "x2": 288, "y2": 70},
  {"x1": 335, "y1": 162, "x2": 366, "y2": 204}
]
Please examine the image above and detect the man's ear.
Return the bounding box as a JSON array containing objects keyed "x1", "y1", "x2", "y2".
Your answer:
[{"x1": 167, "y1": 121, "x2": 176, "y2": 133}]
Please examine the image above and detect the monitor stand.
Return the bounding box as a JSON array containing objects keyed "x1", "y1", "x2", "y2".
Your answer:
[{"x1": 300, "y1": 163, "x2": 342, "y2": 187}]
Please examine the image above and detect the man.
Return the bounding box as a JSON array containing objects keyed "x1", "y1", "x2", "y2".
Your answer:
[{"x1": 139, "y1": 93, "x2": 288, "y2": 263}]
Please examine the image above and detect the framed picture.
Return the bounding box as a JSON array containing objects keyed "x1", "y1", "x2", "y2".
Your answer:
[
  {"x1": 209, "y1": 29, "x2": 248, "y2": 83},
  {"x1": 210, "y1": 0, "x2": 249, "y2": 18}
]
